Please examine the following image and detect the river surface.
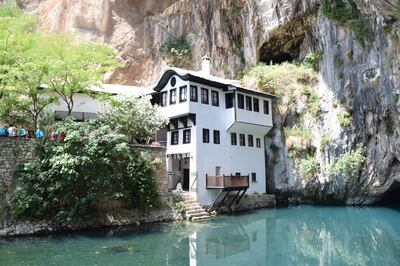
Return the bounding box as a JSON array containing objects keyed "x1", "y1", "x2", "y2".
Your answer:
[{"x1": 1, "y1": 206, "x2": 400, "y2": 266}]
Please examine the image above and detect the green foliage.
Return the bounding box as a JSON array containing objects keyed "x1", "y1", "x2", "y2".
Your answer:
[
  {"x1": 298, "y1": 156, "x2": 320, "y2": 180},
  {"x1": 242, "y1": 62, "x2": 317, "y2": 97},
  {"x1": 160, "y1": 37, "x2": 191, "y2": 68},
  {"x1": 304, "y1": 87, "x2": 322, "y2": 118},
  {"x1": 285, "y1": 127, "x2": 313, "y2": 140},
  {"x1": 320, "y1": 135, "x2": 332, "y2": 150},
  {"x1": 101, "y1": 95, "x2": 168, "y2": 143},
  {"x1": 337, "y1": 110, "x2": 352, "y2": 127},
  {"x1": 0, "y1": 0, "x2": 21, "y2": 18},
  {"x1": 329, "y1": 144, "x2": 365, "y2": 179},
  {"x1": 12, "y1": 118, "x2": 160, "y2": 224},
  {"x1": 174, "y1": 202, "x2": 186, "y2": 217},
  {"x1": 321, "y1": 0, "x2": 373, "y2": 47},
  {"x1": 0, "y1": 5, "x2": 120, "y2": 128},
  {"x1": 303, "y1": 51, "x2": 323, "y2": 71}
]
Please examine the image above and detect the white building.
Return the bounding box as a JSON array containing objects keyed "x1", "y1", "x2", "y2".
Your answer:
[
  {"x1": 149, "y1": 57, "x2": 274, "y2": 206},
  {"x1": 47, "y1": 57, "x2": 274, "y2": 207}
]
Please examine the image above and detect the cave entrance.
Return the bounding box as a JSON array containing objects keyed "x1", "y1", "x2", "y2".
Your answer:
[
  {"x1": 375, "y1": 181, "x2": 400, "y2": 206},
  {"x1": 258, "y1": 16, "x2": 313, "y2": 65}
]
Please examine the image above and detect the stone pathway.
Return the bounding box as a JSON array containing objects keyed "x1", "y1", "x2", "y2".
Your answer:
[{"x1": 180, "y1": 191, "x2": 212, "y2": 221}]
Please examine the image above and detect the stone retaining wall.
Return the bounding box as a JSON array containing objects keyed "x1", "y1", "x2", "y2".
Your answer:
[
  {"x1": 219, "y1": 193, "x2": 276, "y2": 213},
  {"x1": 0, "y1": 138, "x2": 35, "y2": 212},
  {"x1": 0, "y1": 139, "x2": 173, "y2": 237}
]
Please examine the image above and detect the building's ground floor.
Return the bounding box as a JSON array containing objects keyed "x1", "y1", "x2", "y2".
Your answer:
[{"x1": 166, "y1": 152, "x2": 267, "y2": 206}]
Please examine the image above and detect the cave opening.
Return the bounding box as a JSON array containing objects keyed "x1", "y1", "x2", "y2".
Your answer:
[
  {"x1": 375, "y1": 181, "x2": 400, "y2": 206},
  {"x1": 258, "y1": 16, "x2": 313, "y2": 65}
]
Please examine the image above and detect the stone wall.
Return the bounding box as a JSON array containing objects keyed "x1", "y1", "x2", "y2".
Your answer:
[
  {"x1": 0, "y1": 140, "x2": 173, "y2": 237},
  {"x1": 0, "y1": 138, "x2": 35, "y2": 212}
]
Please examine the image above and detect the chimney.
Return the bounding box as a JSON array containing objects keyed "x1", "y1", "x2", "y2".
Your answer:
[{"x1": 201, "y1": 55, "x2": 210, "y2": 75}]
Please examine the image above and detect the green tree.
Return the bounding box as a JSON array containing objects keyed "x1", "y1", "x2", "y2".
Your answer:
[
  {"x1": 101, "y1": 95, "x2": 169, "y2": 143},
  {"x1": 45, "y1": 36, "x2": 121, "y2": 115},
  {"x1": 13, "y1": 118, "x2": 160, "y2": 223}
]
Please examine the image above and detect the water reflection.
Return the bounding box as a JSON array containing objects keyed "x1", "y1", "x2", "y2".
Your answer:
[{"x1": 2, "y1": 206, "x2": 400, "y2": 266}]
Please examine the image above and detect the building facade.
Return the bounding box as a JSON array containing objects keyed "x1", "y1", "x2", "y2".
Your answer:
[{"x1": 150, "y1": 58, "x2": 274, "y2": 205}]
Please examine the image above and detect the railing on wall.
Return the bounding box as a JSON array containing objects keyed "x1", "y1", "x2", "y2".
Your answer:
[{"x1": 206, "y1": 175, "x2": 249, "y2": 189}]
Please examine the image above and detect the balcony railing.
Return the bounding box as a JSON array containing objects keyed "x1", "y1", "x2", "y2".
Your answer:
[{"x1": 206, "y1": 175, "x2": 249, "y2": 189}]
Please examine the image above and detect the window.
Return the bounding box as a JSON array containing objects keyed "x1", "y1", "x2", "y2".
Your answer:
[
  {"x1": 237, "y1": 94, "x2": 244, "y2": 109},
  {"x1": 171, "y1": 131, "x2": 179, "y2": 145},
  {"x1": 179, "y1": 85, "x2": 187, "y2": 102},
  {"x1": 251, "y1": 173, "x2": 257, "y2": 183},
  {"x1": 253, "y1": 98, "x2": 259, "y2": 112},
  {"x1": 239, "y1": 134, "x2": 245, "y2": 146},
  {"x1": 231, "y1": 133, "x2": 237, "y2": 145},
  {"x1": 213, "y1": 130, "x2": 220, "y2": 144},
  {"x1": 235, "y1": 172, "x2": 241, "y2": 176},
  {"x1": 160, "y1": 91, "x2": 167, "y2": 107},
  {"x1": 170, "y1": 89, "x2": 176, "y2": 104},
  {"x1": 183, "y1": 129, "x2": 191, "y2": 144},
  {"x1": 211, "y1": 91, "x2": 219, "y2": 106},
  {"x1": 256, "y1": 138, "x2": 261, "y2": 148},
  {"x1": 190, "y1": 85, "x2": 198, "y2": 102},
  {"x1": 202, "y1": 128, "x2": 210, "y2": 143},
  {"x1": 246, "y1": 96, "x2": 252, "y2": 111},
  {"x1": 264, "y1": 100, "x2": 270, "y2": 114},
  {"x1": 225, "y1": 93, "x2": 234, "y2": 108},
  {"x1": 248, "y1": 135, "x2": 254, "y2": 147},
  {"x1": 201, "y1": 88, "x2": 209, "y2": 104},
  {"x1": 170, "y1": 77, "x2": 176, "y2": 87},
  {"x1": 215, "y1": 166, "x2": 221, "y2": 176}
]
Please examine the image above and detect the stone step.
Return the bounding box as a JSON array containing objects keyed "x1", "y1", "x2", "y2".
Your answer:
[
  {"x1": 185, "y1": 203, "x2": 202, "y2": 208},
  {"x1": 186, "y1": 210, "x2": 208, "y2": 216},
  {"x1": 187, "y1": 212, "x2": 210, "y2": 218},
  {"x1": 191, "y1": 215, "x2": 211, "y2": 221},
  {"x1": 186, "y1": 206, "x2": 203, "y2": 211}
]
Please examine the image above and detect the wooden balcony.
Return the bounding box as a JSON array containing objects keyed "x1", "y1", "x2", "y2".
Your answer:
[{"x1": 206, "y1": 175, "x2": 249, "y2": 190}]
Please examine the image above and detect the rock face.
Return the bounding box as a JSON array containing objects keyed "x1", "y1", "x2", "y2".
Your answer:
[{"x1": 18, "y1": 0, "x2": 400, "y2": 205}]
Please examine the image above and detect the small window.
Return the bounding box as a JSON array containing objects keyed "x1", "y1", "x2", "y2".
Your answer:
[
  {"x1": 170, "y1": 89, "x2": 176, "y2": 104},
  {"x1": 256, "y1": 138, "x2": 261, "y2": 148},
  {"x1": 179, "y1": 85, "x2": 187, "y2": 102},
  {"x1": 213, "y1": 130, "x2": 220, "y2": 144},
  {"x1": 211, "y1": 91, "x2": 219, "y2": 106},
  {"x1": 170, "y1": 77, "x2": 176, "y2": 87},
  {"x1": 215, "y1": 166, "x2": 221, "y2": 176},
  {"x1": 246, "y1": 96, "x2": 252, "y2": 111},
  {"x1": 264, "y1": 100, "x2": 270, "y2": 114},
  {"x1": 235, "y1": 172, "x2": 241, "y2": 176},
  {"x1": 237, "y1": 94, "x2": 244, "y2": 109},
  {"x1": 225, "y1": 93, "x2": 234, "y2": 108},
  {"x1": 231, "y1": 132, "x2": 237, "y2": 145},
  {"x1": 201, "y1": 88, "x2": 209, "y2": 104},
  {"x1": 248, "y1": 135, "x2": 254, "y2": 147},
  {"x1": 190, "y1": 85, "x2": 198, "y2": 102},
  {"x1": 253, "y1": 98, "x2": 259, "y2": 112},
  {"x1": 239, "y1": 134, "x2": 245, "y2": 146},
  {"x1": 171, "y1": 131, "x2": 179, "y2": 145},
  {"x1": 160, "y1": 91, "x2": 168, "y2": 107},
  {"x1": 203, "y1": 128, "x2": 210, "y2": 143},
  {"x1": 183, "y1": 129, "x2": 191, "y2": 144},
  {"x1": 251, "y1": 173, "x2": 257, "y2": 182}
]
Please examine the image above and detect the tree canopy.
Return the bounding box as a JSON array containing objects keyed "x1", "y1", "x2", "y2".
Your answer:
[{"x1": 0, "y1": 3, "x2": 121, "y2": 129}]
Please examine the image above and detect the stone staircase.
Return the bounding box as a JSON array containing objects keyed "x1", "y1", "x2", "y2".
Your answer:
[{"x1": 180, "y1": 191, "x2": 212, "y2": 221}]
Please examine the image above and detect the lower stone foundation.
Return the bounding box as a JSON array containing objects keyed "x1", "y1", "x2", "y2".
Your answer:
[{"x1": 217, "y1": 193, "x2": 276, "y2": 213}]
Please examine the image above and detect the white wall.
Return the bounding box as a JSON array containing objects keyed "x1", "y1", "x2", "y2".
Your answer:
[
  {"x1": 48, "y1": 93, "x2": 103, "y2": 114},
  {"x1": 235, "y1": 93, "x2": 273, "y2": 128}
]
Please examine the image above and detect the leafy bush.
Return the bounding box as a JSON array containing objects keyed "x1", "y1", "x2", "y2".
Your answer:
[
  {"x1": 329, "y1": 144, "x2": 365, "y2": 179},
  {"x1": 303, "y1": 51, "x2": 323, "y2": 71},
  {"x1": 160, "y1": 37, "x2": 191, "y2": 68},
  {"x1": 298, "y1": 156, "x2": 320, "y2": 180},
  {"x1": 101, "y1": 95, "x2": 168, "y2": 143},
  {"x1": 320, "y1": 134, "x2": 332, "y2": 150},
  {"x1": 321, "y1": 0, "x2": 373, "y2": 47},
  {"x1": 12, "y1": 118, "x2": 160, "y2": 224},
  {"x1": 337, "y1": 110, "x2": 352, "y2": 127}
]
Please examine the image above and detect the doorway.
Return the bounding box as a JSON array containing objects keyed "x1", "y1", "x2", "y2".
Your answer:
[{"x1": 183, "y1": 168, "x2": 190, "y2": 191}]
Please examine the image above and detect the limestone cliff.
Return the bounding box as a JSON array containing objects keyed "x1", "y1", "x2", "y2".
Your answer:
[{"x1": 18, "y1": 0, "x2": 400, "y2": 205}]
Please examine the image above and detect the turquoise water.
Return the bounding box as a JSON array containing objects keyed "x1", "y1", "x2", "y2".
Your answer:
[{"x1": 2, "y1": 206, "x2": 400, "y2": 266}]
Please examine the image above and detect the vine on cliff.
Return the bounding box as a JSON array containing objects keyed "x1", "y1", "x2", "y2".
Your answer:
[
  {"x1": 322, "y1": 0, "x2": 373, "y2": 47},
  {"x1": 160, "y1": 37, "x2": 192, "y2": 68}
]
